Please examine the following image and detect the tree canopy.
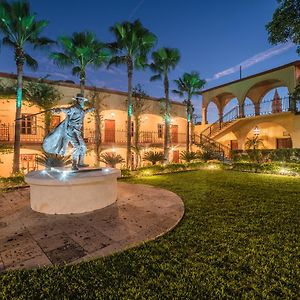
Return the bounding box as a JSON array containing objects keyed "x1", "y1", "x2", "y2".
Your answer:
[{"x1": 266, "y1": 0, "x2": 300, "y2": 53}]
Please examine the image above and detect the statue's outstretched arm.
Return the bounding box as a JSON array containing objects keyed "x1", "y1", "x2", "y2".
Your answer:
[
  {"x1": 84, "y1": 107, "x2": 95, "y2": 114},
  {"x1": 52, "y1": 107, "x2": 70, "y2": 115}
]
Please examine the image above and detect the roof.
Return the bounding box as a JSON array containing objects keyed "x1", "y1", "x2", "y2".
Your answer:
[
  {"x1": 200, "y1": 60, "x2": 300, "y2": 94},
  {"x1": 0, "y1": 72, "x2": 186, "y2": 107}
]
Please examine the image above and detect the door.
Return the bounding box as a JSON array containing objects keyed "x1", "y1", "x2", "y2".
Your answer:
[
  {"x1": 104, "y1": 119, "x2": 115, "y2": 143},
  {"x1": 172, "y1": 150, "x2": 179, "y2": 163},
  {"x1": 171, "y1": 125, "x2": 178, "y2": 143},
  {"x1": 276, "y1": 138, "x2": 292, "y2": 149},
  {"x1": 50, "y1": 115, "x2": 61, "y2": 130},
  {"x1": 230, "y1": 140, "x2": 239, "y2": 150}
]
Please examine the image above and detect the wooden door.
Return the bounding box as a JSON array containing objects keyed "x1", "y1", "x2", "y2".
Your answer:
[
  {"x1": 50, "y1": 115, "x2": 61, "y2": 130},
  {"x1": 276, "y1": 138, "x2": 292, "y2": 149},
  {"x1": 104, "y1": 120, "x2": 115, "y2": 143},
  {"x1": 171, "y1": 125, "x2": 178, "y2": 143},
  {"x1": 172, "y1": 150, "x2": 179, "y2": 163},
  {"x1": 230, "y1": 140, "x2": 239, "y2": 150}
]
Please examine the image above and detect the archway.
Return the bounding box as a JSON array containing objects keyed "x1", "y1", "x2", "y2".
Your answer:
[
  {"x1": 206, "y1": 101, "x2": 219, "y2": 124},
  {"x1": 223, "y1": 98, "x2": 239, "y2": 116},
  {"x1": 244, "y1": 122, "x2": 292, "y2": 149},
  {"x1": 259, "y1": 87, "x2": 289, "y2": 115},
  {"x1": 243, "y1": 97, "x2": 255, "y2": 117}
]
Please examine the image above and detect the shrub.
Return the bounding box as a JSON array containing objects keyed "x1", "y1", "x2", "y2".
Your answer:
[
  {"x1": 36, "y1": 152, "x2": 72, "y2": 169},
  {"x1": 143, "y1": 151, "x2": 164, "y2": 165},
  {"x1": 164, "y1": 163, "x2": 187, "y2": 172},
  {"x1": 180, "y1": 151, "x2": 199, "y2": 162},
  {"x1": 100, "y1": 153, "x2": 125, "y2": 168},
  {"x1": 120, "y1": 168, "x2": 131, "y2": 177}
]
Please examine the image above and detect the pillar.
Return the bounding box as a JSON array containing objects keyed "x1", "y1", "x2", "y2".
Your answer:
[{"x1": 254, "y1": 103, "x2": 260, "y2": 116}]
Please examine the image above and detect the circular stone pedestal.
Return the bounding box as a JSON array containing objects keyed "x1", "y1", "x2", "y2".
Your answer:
[{"x1": 25, "y1": 168, "x2": 121, "y2": 214}]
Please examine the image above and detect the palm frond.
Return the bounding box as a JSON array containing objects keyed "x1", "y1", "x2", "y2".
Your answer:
[{"x1": 24, "y1": 53, "x2": 38, "y2": 71}]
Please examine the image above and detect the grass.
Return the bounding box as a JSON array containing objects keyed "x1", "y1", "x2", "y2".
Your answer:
[{"x1": 1, "y1": 170, "x2": 300, "y2": 299}]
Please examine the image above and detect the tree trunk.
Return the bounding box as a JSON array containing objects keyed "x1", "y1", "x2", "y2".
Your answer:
[
  {"x1": 186, "y1": 119, "x2": 190, "y2": 152},
  {"x1": 186, "y1": 100, "x2": 191, "y2": 153},
  {"x1": 80, "y1": 70, "x2": 85, "y2": 138},
  {"x1": 126, "y1": 61, "x2": 133, "y2": 169},
  {"x1": 163, "y1": 73, "x2": 170, "y2": 164},
  {"x1": 12, "y1": 61, "x2": 24, "y2": 173},
  {"x1": 80, "y1": 70, "x2": 85, "y2": 96},
  {"x1": 44, "y1": 111, "x2": 52, "y2": 136},
  {"x1": 134, "y1": 114, "x2": 140, "y2": 169},
  {"x1": 95, "y1": 109, "x2": 102, "y2": 167}
]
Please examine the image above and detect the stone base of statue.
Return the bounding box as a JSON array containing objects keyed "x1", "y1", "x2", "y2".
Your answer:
[{"x1": 25, "y1": 168, "x2": 121, "y2": 214}]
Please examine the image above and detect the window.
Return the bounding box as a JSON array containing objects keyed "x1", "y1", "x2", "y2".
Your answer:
[
  {"x1": 21, "y1": 114, "x2": 36, "y2": 135},
  {"x1": 158, "y1": 124, "x2": 163, "y2": 138}
]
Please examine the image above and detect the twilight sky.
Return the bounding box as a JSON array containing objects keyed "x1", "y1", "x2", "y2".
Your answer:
[{"x1": 0, "y1": 0, "x2": 298, "y2": 121}]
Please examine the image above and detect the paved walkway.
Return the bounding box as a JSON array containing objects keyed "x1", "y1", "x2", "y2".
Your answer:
[{"x1": 0, "y1": 182, "x2": 184, "y2": 272}]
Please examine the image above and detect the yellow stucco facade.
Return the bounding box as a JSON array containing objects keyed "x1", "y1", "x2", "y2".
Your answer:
[{"x1": 0, "y1": 73, "x2": 188, "y2": 176}]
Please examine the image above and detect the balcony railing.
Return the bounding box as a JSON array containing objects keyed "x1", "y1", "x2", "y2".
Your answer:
[{"x1": 0, "y1": 124, "x2": 187, "y2": 146}]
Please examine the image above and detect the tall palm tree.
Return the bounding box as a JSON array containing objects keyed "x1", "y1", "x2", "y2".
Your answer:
[
  {"x1": 0, "y1": 0, "x2": 53, "y2": 173},
  {"x1": 109, "y1": 19, "x2": 157, "y2": 169},
  {"x1": 50, "y1": 31, "x2": 110, "y2": 95},
  {"x1": 149, "y1": 47, "x2": 180, "y2": 163},
  {"x1": 173, "y1": 71, "x2": 206, "y2": 152}
]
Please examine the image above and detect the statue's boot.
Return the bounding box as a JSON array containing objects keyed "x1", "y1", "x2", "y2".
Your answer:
[
  {"x1": 78, "y1": 155, "x2": 89, "y2": 168},
  {"x1": 72, "y1": 160, "x2": 79, "y2": 171}
]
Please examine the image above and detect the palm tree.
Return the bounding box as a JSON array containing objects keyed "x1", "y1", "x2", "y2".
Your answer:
[
  {"x1": 173, "y1": 72, "x2": 206, "y2": 152},
  {"x1": 245, "y1": 136, "x2": 264, "y2": 150},
  {"x1": 109, "y1": 19, "x2": 157, "y2": 169},
  {"x1": 0, "y1": 0, "x2": 53, "y2": 173},
  {"x1": 50, "y1": 31, "x2": 110, "y2": 95},
  {"x1": 23, "y1": 80, "x2": 62, "y2": 135},
  {"x1": 149, "y1": 47, "x2": 180, "y2": 163}
]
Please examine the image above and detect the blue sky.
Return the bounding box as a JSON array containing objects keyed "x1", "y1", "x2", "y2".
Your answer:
[{"x1": 0, "y1": 0, "x2": 298, "y2": 121}]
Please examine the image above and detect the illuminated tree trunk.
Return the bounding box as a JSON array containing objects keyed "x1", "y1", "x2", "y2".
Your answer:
[
  {"x1": 126, "y1": 61, "x2": 133, "y2": 169},
  {"x1": 163, "y1": 73, "x2": 170, "y2": 163},
  {"x1": 12, "y1": 53, "x2": 24, "y2": 173}
]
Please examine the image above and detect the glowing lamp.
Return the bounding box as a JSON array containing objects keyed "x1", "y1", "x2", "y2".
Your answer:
[{"x1": 253, "y1": 126, "x2": 260, "y2": 136}]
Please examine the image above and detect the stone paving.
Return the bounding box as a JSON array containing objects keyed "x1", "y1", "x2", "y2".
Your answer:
[{"x1": 0, "y1": 182, "x2": 184, "y2": 272}]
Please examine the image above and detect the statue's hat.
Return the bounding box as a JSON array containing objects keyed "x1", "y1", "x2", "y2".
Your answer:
[{"x1": 73, "y1": 93, "x2": 89, "y2": 102}]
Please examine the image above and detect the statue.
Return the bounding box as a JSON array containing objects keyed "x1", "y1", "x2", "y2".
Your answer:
[{"x1": 42, "y1": 93, "x2": 94, "y2": 170}]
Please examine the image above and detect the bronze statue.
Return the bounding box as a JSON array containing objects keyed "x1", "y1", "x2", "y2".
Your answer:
[{"x1": 43, "y1": 93, "x2": 94, "y2": 170}]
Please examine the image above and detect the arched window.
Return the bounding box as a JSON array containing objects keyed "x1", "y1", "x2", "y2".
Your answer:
[
  {"x1": 243, "y1": 98, "x2": 255, "y2": 117},
  {"x1": 206, "y1": 101, "x2": 219, "y2": 124},
  {"x1": 260, "y1": 87, "x2": 289, "y2": 115}
]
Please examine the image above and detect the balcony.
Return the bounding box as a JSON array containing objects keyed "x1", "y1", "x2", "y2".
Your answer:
[{"x1": 0, "y1": 124, "x2": 187, "y2": 147}]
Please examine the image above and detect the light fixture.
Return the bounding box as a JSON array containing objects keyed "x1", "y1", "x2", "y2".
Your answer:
[
  {"x1": 111, "y1": 112, "x2": 115, "y2": 117},
  {"x1": 253, "y1": 126, "x2": 260, "y2": 136}
]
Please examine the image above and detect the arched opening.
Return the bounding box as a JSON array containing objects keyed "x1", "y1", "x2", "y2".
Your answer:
[
  {"x1": 243, "y1": 97, "x2": 255, "y2": 117},
  {"x1": 206, "y1": 101, "x2": 219, "y2": 124},
  {"x1": 260, "y1": 87, "x2": 289, "y2": 115},
  {"x1": 223, "y1": 98, "x2": 239, "y2": 116},
  {"x1": 245, "y1": 122, "x2": 292, "y2": 149}
]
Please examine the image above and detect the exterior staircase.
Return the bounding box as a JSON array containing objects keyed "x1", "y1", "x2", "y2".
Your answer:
[
  {"x1": 193, "y1": 133, "x2": 231, "y2": 161},
  {"x1": 201, "y1": 105, "x2": 239, "y2": 138},
  {"x1": 193, "y1": 106, "x2": 240, "y2": 161}
]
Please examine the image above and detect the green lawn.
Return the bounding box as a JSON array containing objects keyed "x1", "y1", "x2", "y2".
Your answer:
[{"x1": 1, "y1": 170, "x2": 300, "y2": 299}]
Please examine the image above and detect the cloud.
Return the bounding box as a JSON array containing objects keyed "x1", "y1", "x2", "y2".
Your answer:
[
  {"x1": 129, "y1": 0, "x2": 146, "y2": 20},
  {"x1": 207, "y1": 42, "x2": 295, "y2": 82}
]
